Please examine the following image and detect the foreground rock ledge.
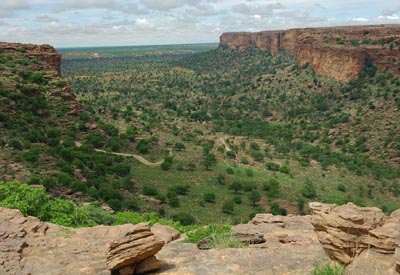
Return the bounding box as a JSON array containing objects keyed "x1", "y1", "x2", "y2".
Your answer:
[{"x1": 0, "y1": 208, "x2": 165, "y2": 275}]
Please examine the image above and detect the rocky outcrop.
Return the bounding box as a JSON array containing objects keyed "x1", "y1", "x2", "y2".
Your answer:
[
  {"x1": 0, "y1": 208, "x2": 166, "y2": 275},
  {"x1": 220, "y1": 25, "x2": 400, "y2": 82},
  {"x1": 310, "y1": 202, "x2": 400, "y2": 273},
  {"x1": 0, "y1": 42, "x2": 61, "y2": 75}
]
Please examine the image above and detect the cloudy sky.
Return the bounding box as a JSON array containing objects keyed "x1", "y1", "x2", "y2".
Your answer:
[{"x1": 1, "y1": 0, "x2": 400, "y2": 47}]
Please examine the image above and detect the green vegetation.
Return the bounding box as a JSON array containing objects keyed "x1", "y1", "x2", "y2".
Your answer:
[
  {"x1": 310, "y1": 262, "x2": 344, "y2": 275},
  {"x1": 1, "y1": 42, "x2": 399, "y2": 227}
]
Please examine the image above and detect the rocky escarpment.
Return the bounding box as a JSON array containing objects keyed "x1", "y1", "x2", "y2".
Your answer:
[
  {"x1": 0, "y1": 42, "x2": 61, "y2": 75},
  {"x1": 220, "y1": 25, "x2": 400, "y2": 82}
]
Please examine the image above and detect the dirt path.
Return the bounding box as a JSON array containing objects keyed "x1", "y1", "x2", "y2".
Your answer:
[
  {"x1": 94, "y1": 149, "x2": 164, "y2": 167},
  {"x1": 220, "y1": 137, "x2": 232, "y2": 152}
]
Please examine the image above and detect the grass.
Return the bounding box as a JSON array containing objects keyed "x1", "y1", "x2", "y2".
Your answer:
[{"x1": 311, "y1": 262, "x2": 344, "y2": 275}]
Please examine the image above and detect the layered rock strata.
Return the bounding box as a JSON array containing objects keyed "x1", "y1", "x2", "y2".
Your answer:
[
  {"x1": 310, "y1": 202, "x2": 400, "y2": 274},
  {"x1": 220, "y1": 25, "x2": 400, "y2": 82}
]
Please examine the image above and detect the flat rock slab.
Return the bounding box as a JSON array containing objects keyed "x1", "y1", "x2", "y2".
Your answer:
[{"x1": 151, "y1": 242, "x2": 327, "y2": 275}]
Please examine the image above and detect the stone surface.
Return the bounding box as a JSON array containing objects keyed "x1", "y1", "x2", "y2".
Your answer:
[
  {"x1": 106, "y1": 223, "x2": 164, "y2": 271},
  {"x1": 152, "y1": 213, "x2": 327, "y2": 275},
  {"x1": 135, "y1": 256, "x2": 166, "y2": 274},
  {"x1": 150, "y1": 223, "x2": 180, "y2": 244},
  {"x1": 310, "y1": 202, "x2": 400, "y2": 274},
  {"x1": 119, "y1": 265, "x2": 135, "y2": 275},
  {"x1": 0, "y1": 208, "x2": 164, "y2": 275},
  {"x1": 220, "y1": 25, "x2": 400, "y2": 82}
]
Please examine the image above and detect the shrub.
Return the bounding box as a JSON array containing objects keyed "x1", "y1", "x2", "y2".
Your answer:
[
  {"x1": 266, "y1": 162, "x2": 280, "y2": 171},
  {"x1": 337, "y1": 183, "x2": 346, "y2": 192},
  {"x1": 248, "y1": 190, "x2": 261, "y2": 206},
  {"x1": 226, "y1": 151, "x2": 236, "y2": 159},
  {"x1": 226, "y1": 167, "x2": 234, "y2": 174},
  {"x1": 233, "y1": 195, "x2": 242, "y2": 204},
  {"x1": 301, "y1": 179, "x2": 317, "y2": 199},
  {"x1": 228, "y1": 181, "x2": 243, "y2": 194},
  {"x1": 263, "y1": 179, "x2": 280, "y2": 197},
  {"x1": 142, "y1": 185, "x2": 158, "y2": 196},
  {"x1": 203, "y1": 192, "x2": 216, "y2": 203},
  {"x1": 222, "y1": 200, "x2": 234, "y2": 214},
  {"x1": 172, "y1": 212, "x2": 195, "y2": 226},
  {"x1": 270, "y1": 202, "x2": 287, "y2": 216}
]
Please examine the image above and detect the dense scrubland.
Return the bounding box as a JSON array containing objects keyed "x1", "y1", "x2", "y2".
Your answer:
[{"x1": 1, "y1": 43, "x2": 399, "y2": 228}]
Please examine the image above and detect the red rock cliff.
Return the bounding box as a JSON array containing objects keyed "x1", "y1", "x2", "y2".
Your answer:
[
  {"x1": 0, "y1": 42, "x2": 61, "y2": 75},
  {"x1": 220, "y1": 25, "x2": 400, "y2": 82}
]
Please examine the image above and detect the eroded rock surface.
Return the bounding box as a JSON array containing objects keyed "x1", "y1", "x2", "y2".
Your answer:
[
  {"x1": 310, "y1": 202, "x2": 400, "y2": 274},
  {"x1": 0, "y1": 208, "x2": 165, "y2": 275},
  {"x1": 153, "y1": 213, "x2": 328, "y2": 275}
]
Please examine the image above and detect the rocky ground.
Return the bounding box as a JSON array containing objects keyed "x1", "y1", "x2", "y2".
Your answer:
[{"x1": 1, "y1": 203, "x2": 399, "y2": 275}]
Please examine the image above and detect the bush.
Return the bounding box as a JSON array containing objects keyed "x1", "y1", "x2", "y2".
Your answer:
[
  {"x1": 266, "y1": 162, "x2": 280, "y2": 171},
  {"x1": 301, "y1": 179, "x2": 317, "y2": 199},
  {"x1": 233, "y1": 195, "x2": 242, "y2": 204},
  {"x1": 203, "y1": 192, "x2": 216, "y2": 203},
  {"x1": 172, "y1": 212, "x2": 195, "y2": 225},
  {"x1": 228, "y1": 181, "x2": 243, "y2": 193},
  {"x1": 263, "y1": 179, "x2": 280, "y2": 197},
  {"x1": 142, "y1": 185, "x2": 158, "y2": 196},
  {"x1": 338, "y1": 183, "x2": 346, "y2": 192},
  {"x1": 222, "y1": 200, "x2": 234, "y2": 214},
  {"x1": 270, "y1": 202, "x2": 287, "y2": 216},
  {"x1": 170, "y1": 184, "x2": 190, "y2": 195},
  {"x1": 226, "y1": 151, "x2": 236, "y2": 159}
]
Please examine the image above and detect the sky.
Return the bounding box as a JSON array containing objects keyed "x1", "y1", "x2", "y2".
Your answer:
[{"x1": 0, "y1": 0, "x2": 400, "y2": 47}]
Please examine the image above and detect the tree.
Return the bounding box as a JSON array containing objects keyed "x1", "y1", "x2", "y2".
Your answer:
[
  {"x1": 202, "y1": 153, "x2": 216, "y2": 170},
  {"x1": 301, "y1": 179, "x2": 317, "y2": 199},
  {"x1": 174, "y1": 142, "x2": 185, "y2": 151},
  {"x1": 125, "y1": 125, "x2": 137, "y2": 142},
  {"x1": 248, "y1": 190, "x2": 261, "y2": 206},
  {"x1": 229, "y1": 181, "x2": 243, "y2": 194}
]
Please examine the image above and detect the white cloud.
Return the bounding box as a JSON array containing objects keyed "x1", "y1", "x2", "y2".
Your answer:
[
  {"x1": 1, "y1": 0, "x2": 400, "y2": 47},
  {"x1": 63, "y1": 0, "x2": 117, "y2": 9},
  {"x1": 351, "y1": 17, "x2": 369, "y2": 22},
  {"x1": 0, "y1": 0, "x2": 31, "y2": 18},
  {"x1": 35, "y1": 14, "x2": 60, "y2": 22}
]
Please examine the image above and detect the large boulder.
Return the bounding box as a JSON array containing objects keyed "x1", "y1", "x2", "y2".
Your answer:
[{"x1": 310, "y1": 202, "x2": 400, "y2": 274}]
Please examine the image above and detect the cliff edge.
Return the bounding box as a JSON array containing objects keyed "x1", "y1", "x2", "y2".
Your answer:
[{"x1": 220, "y1": 25, "x2": 400, "y2": 82}]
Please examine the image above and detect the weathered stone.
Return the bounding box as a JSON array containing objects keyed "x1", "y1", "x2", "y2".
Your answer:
[
  {"x1": 310, "y1": 202, "x2": 400, "y2": 275},
  {"x1": 106, "y1": 223, "x2": 165, "y2": 271},
  {"x1": 151, "y1": 223, "x2": 180, "y2": 244},
  {"x1": 135, "y1": 256, "x2": 167, "y2": 274},
  {"x1": 118, "y1": 265, "x2": 135, "y2": 275}
]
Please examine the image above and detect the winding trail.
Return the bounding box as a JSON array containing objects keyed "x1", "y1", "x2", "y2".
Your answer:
[
  {"x1": 94, "y1": 149, "x2": 164, "y2": 167},
  {"x1": 220, "y1": 137, "x2": 232, "y2": 152}
]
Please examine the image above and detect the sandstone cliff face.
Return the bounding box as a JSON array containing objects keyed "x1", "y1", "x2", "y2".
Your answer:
[
  {"x1": 0, "y1": 42, "x2": 61, "y2": 75},
  {"x1": 220, "y1": 25, "x2": 400, "y2": 82}
]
